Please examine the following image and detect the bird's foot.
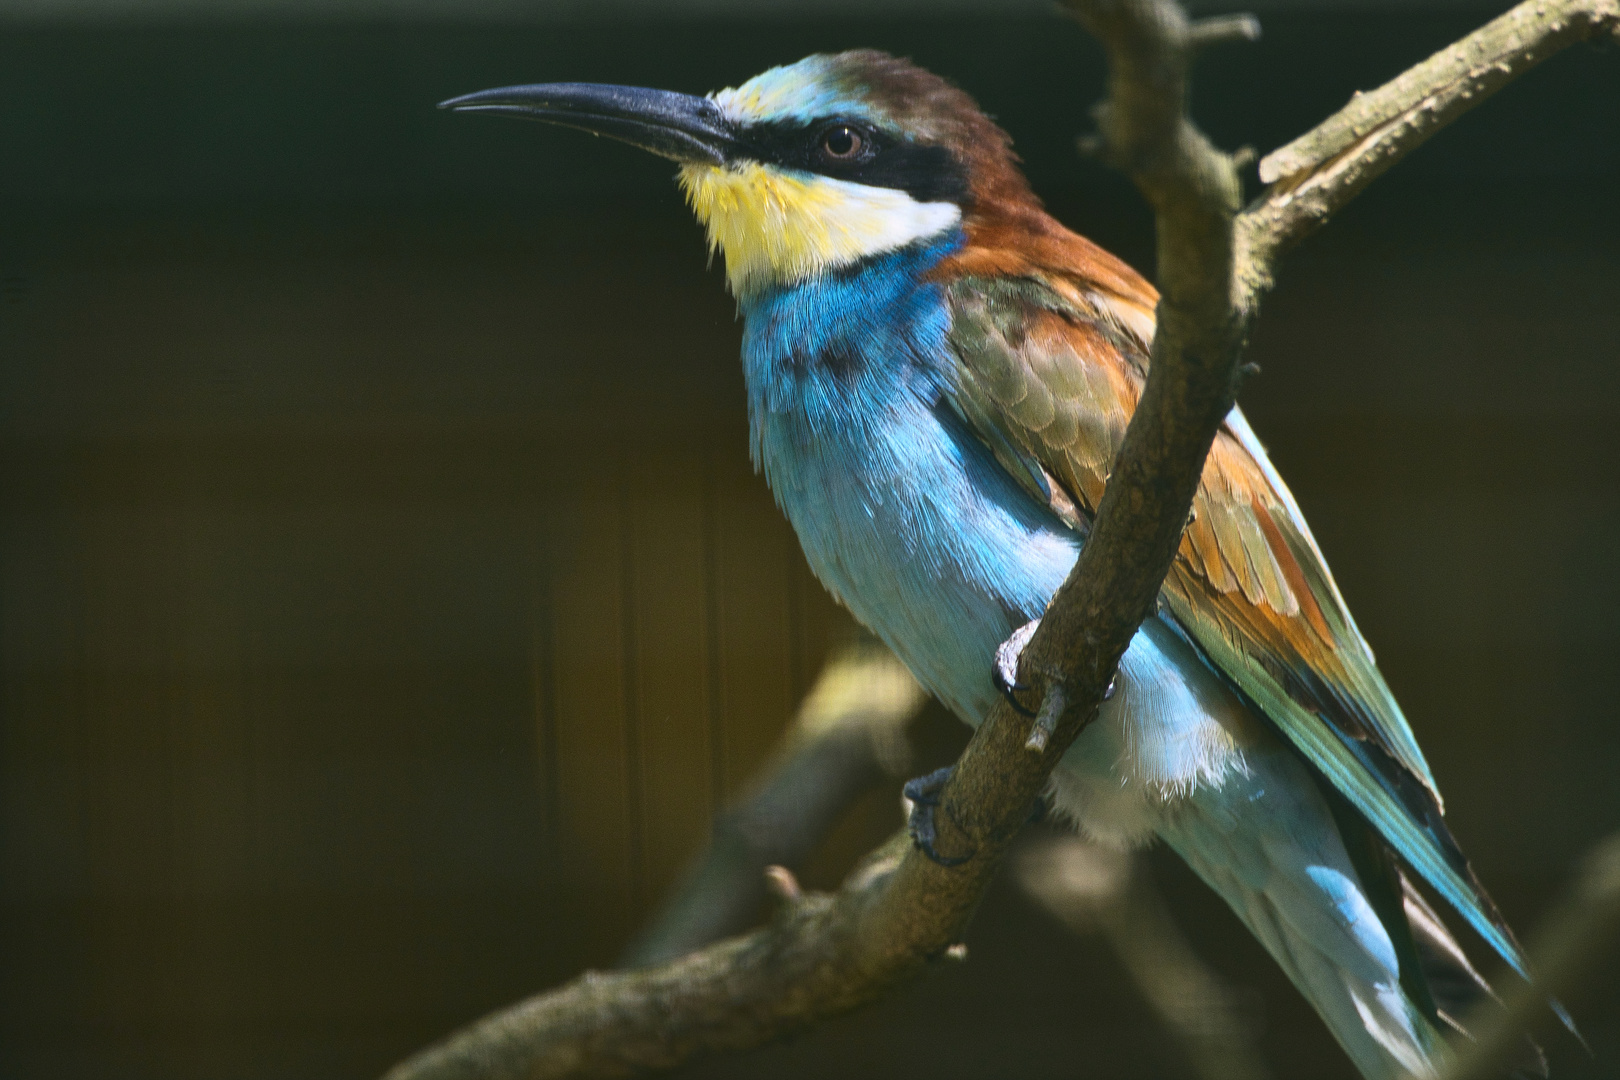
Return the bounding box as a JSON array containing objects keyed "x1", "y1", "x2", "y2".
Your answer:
[
  {"x1": 994, "y1": 618, "x2": 1121, "y2": 751},
  {"x1": 903, "y1": 766, "x2": 975, "y2": 867},
  {"x1": 992, "y1": 618, "x2": 1042, "y2": 717}
]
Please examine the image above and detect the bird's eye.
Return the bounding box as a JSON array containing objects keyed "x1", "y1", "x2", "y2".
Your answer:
[{"x1": 820, "y1": 125, "x2": 866, "y2": 160}]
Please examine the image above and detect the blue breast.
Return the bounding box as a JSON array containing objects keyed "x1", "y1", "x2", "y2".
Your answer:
[{"x1": 737, "y1": 236, "x2": 1081, "y2": 722}]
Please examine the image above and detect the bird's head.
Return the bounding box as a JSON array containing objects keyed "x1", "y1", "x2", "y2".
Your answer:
[{"x1": 442, "y1": 51, "x2": 1034, "y2": 297}]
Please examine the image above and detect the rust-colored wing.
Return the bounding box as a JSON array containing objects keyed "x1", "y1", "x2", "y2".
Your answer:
[{"x1": 941, "y1": 264, "x2": 1529, "y2": 976}]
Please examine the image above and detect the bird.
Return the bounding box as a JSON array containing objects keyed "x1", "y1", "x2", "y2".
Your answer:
[{"x1": 442, "y1": 51, "x2": 1557, "y2": 1080}]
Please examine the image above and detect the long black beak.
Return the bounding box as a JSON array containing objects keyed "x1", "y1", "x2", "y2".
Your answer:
[{"x1": 438, "y1": 82, "x2": 737, "y2": 166}]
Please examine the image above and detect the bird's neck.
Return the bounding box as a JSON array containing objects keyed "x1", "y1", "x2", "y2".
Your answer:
[
  {"x1": 735, "y1": 227, "x2": 962, "y2": 457},
  {"x1": 735, "y1": 228, "x2": 962, "y2": 364}
]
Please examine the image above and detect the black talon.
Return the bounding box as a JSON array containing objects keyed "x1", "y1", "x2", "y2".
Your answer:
[
  {"x1": 993, "y1": 671, "x2": 1038, "y2": 718},
  {"x1": 904, "y1": 766, "x2": 974, "y2": 867}
]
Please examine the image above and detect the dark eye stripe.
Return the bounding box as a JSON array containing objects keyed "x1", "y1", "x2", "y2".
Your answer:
[{"x1": 733, "y1": 119, "x2": 970, "y2": 206}]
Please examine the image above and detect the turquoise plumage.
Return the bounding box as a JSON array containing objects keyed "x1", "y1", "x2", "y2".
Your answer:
[{"x1": 444, "y1": 50, "x2": 1554, "y2": 1080}]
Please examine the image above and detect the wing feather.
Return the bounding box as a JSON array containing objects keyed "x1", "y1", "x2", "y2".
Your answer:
[{"x1": 941, "y1": 267, "x2": 1533, "y2": 978}]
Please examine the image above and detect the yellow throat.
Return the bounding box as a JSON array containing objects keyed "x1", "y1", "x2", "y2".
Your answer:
[{"x1": 678, "y1": 161, "x2": 961, "y2": 295}]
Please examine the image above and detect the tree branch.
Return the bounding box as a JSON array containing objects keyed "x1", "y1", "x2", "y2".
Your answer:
[
  {"x1": 1027, "y1": 0, "x2": 1249, "y2": 724},
  {"x1": 383, "y1": 3, "x2": 1617, "y2": 1077},
  {"x1": 1237, "y1": 0, "x2": 1620, "y2": 301}
]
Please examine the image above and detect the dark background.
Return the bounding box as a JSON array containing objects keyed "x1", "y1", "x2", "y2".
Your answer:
[{"x1": 2, "y1": 5, "x2": 1618, "y2": 1079}]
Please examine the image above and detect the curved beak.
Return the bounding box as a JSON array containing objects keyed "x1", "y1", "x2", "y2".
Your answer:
[{"x1": 438, "y1": 82, "x2": 737, "y2": 166}]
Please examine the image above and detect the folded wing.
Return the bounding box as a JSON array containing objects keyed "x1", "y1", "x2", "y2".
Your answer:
[{"x1": 938, "y1": 257, "x2": 1531, "y2": 979}]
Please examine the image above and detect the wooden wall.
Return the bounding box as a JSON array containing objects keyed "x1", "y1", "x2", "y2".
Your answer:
[{"x1": 0, "y1": 211, "x2": 868, "y2": 1077}]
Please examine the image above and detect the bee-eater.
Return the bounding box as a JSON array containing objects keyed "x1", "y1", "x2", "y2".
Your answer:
[{"x1": 444, "y1": 52, "x2": 1549, "y2": 1079}]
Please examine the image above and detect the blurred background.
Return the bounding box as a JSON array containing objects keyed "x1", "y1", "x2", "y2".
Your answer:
[{"x1": 1, "y1": 1, "x2": 1617, "y2": 1077}]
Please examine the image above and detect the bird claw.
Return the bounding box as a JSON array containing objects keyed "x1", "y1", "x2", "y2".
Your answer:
[
  {"x1": 992, "y1": 618, "x2": 1042, "y2": 717},
  {"x1": 904, "y1": 766, "x2": 974, "y2": 867}
]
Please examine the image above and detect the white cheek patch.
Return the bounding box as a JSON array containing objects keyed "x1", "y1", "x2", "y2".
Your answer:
[{"x1": 679, "y1": 162, "x2": 961, "y2": 295}]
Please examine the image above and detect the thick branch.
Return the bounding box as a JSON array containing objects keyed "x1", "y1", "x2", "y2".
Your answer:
[
  {"x1": 1237, "y1": 0, "x2": 1620, "y2": 301},
  {"x1": 385, "y1": 834, "x2": 924, "y2": 1080},
  {"x1": 1028, "y1": 1, "x2": 1249, "y2": 728}
]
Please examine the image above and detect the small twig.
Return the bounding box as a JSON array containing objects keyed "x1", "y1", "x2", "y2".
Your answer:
[
  {"x1": 1187, "y1": 13, "x2": 1261, "y2": 51},
  {"x1": 762, "y1": 865, "x2": 803, "y2": 904},
  {"x1": 1024, "y1": 684, "x2": 1066, "y2": 752},
  {"x1": 1259, "y1": 1, "x2": 1617, "y2": 183}
]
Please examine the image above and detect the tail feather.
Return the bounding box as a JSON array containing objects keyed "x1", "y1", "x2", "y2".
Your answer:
[
  {"x1": 1401, "y1": 872, "x2": 1549, "y2": 1080},
  {"x1": 1324, "y1": 742, "x2": 1572, "y2": 1069},
  {"x1": 1160, "y1": 735, "x2": 1450, "y2": 1080},
  {"x1": 1242, "y1": 879, "x2": 1446, "y2": 1080}
]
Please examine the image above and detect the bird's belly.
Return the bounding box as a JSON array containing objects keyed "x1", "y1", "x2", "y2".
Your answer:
[{"x1": 758, "y1": 402, "x2": 1257, "y2": 846}]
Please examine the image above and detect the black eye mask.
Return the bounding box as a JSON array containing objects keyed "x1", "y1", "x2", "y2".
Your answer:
[{"x1": 731, "y1": 119, "x2": 972, "y2": 207}]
